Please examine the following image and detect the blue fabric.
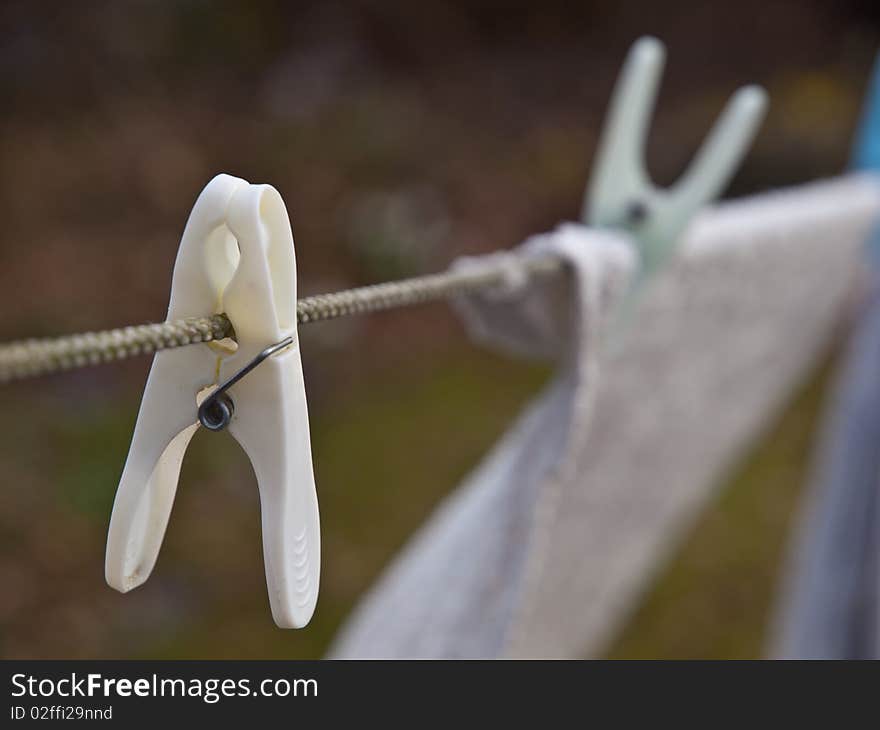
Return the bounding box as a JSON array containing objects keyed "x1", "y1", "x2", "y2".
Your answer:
[
  {"x1": 856, "y1": 53, "x2": 880, "y2": 262},
  {"x1": 855, "y1": 54, "x2": 880, "y2": 262},
  {"x1": 853, "y1": 55, "x2": 880, "y2": 173}
]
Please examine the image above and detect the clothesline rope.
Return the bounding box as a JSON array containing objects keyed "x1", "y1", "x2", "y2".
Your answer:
[{"x1": 0, "y1": 253, "x2": 563, "y2": 383}]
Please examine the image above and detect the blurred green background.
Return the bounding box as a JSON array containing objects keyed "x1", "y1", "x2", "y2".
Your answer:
[{"x1": 1, "y1": 0, "x2": 878, "y2": 659}]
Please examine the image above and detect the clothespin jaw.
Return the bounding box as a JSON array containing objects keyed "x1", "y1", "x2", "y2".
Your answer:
[
  {"x1": 584, "y1": 36, "x2": 768, "y2": 276},
  {"x1": 852, "y1": 52, "x2": 880, "y2": 172},
  {"x1": 105, "y1": 174, "x2": 320, "y2": 629}
]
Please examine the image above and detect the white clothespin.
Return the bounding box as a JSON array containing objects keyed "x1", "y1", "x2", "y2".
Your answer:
[
  {"x1": 105, "y1": 174, "x2": 320, "y2": 629},
  {"x1": 584, "y1": 36, "x2": 768, "y2": 276}
]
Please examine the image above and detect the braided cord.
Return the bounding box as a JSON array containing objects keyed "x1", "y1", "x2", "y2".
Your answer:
[
  {"x1": 296, "y1": 255, "x2": 560, "y2": 323},
  {"x1": 0, "y1": 316, "x2": 231, "y2": 383},
  {"x1": 0, "y1": 255, "x2": 562, "y2": 382}
]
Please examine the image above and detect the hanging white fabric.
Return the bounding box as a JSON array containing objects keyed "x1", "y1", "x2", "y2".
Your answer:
[{"x1": 330, "y1": 175, "x2": 880, "y2": 658}]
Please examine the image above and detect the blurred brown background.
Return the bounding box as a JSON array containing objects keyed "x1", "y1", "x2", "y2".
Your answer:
[{"x1": 1, "y1": 0, "x2": 878, "y2": 659}]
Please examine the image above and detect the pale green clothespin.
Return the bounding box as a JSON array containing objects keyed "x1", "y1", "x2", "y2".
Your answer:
[{"x1": 583, "y1": 37, "x2": 768, "y2": 289}]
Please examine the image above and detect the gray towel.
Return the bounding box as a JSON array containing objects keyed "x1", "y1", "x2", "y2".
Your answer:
[{"x1": 771, "y1": 229, "x2": 880, "y2": 659}]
